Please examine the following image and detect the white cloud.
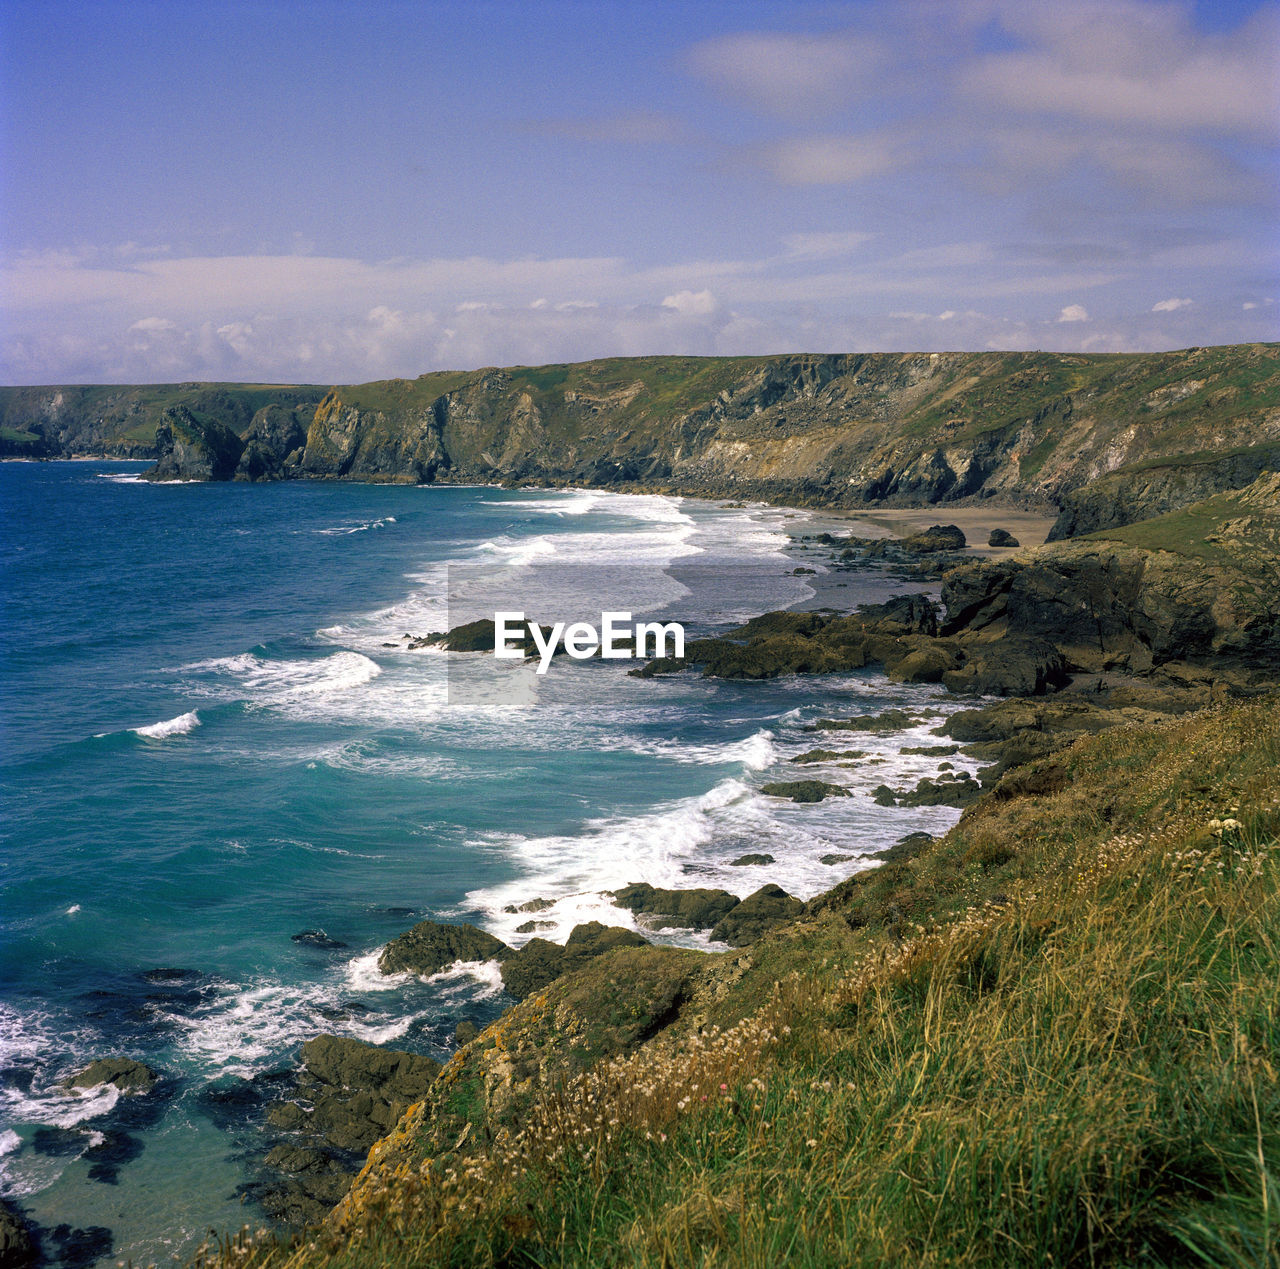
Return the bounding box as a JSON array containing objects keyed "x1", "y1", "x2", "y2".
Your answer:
[
  {"x1": 661, "y1": 289, "x2": 717, "y2": 316},
  {"x1": 1058, "y1": 304, "x2": 1090, "y2": 322},
  {"x1": 756, "y1": 134, "x2": 903, "y2": 185},
  {"x1": 962, "y1": 2, "x2": 1280, "y2": 139},
  {"x1": 1151, "y1": 297, "x2": 1193, "y2": 312},
  {"x1": 128, "y1": 316, "x2": 176, "y2": 333},
  {"x1": 687, "y1": 29, "x2": 890, "y2": 116},
  {"x1": 780, "y1": 231, "x2": 874, "y2": 260}
]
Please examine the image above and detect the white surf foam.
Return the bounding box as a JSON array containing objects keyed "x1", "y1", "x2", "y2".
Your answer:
[{"x1": 133, "y1": 710, "x2": 201, "y2": 739}]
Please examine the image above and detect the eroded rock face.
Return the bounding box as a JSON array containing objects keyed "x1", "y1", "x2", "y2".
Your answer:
[
  {"x1": 378, "y1": 920, "x2": 510, "y2": 976},
  {"x1": 143, "y1": 405, "x2": 243, "y2": 481},
  {"x1": 0, "y1": 1198, "x2": 36, "y2": 1268}
]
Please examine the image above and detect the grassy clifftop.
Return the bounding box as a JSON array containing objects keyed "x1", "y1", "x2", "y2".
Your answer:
[{"x1": 199, "y1": 693, "x2": 1280, "y2": 1268}]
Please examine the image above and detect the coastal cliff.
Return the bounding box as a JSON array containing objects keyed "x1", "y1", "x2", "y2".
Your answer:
[{"x1": 4, "y1": 344, "x2": 1277, "y2": 535}]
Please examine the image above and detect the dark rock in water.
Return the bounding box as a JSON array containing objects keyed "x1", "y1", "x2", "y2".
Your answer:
[
  {"x1": 820, "y1": 853, "x2": 857, "y2": 865},
  {"x1": 40, "y1": 1222, "x2": 113, "y2": 1269},
  {"x1": 710, "y1": 885, "x2": 804, "y2": 946},
  {"x1": 792, "y1": 566, "x2": 816, "y2": 574},
  {"x1": 871, "y1": 785, "x2": 898, "y2": 807},
  {"x1": 85, "y1": 1129, "x2": 144, "y2": 1184},
  {"x1": 380, "y1": 907, "x2": 417, "y2": 917},
  {"x1": 988, "y1": 528, "x2": 1020, "y2": 547},
  {"x1": 611, "y1": 883, "x2": 740, "y2": 929},
  {"x1": 0, "y1": 1198, "x2": 35, "y2": 1268},
  {"x1": 901, "y1": 524, "x2": 967, "y2": 553},
  {"x1": 514, "y1": 919, "x2": 554, "y2": 933},
  {"x1": 60, "y1": 1058, "x2": 159, "y2": 1095},
  {"x1": 291, "y1": 929, "x2": 349, "y2": 950},
  {"x1": 790, "y1": 748, "x2": 865, "y2": 764},
  {"x1": 500, "y1": 923, "x2": 649, "y2": 1001},
  {"x1": 455, "y1": 1020, "x2": 480, "y2": 1046},
  {"x1": 139, "y1": 967, "x2": 201, "y2": 983},
  {"x1": 503, "y1": 897, "x2": 555, "y2": 914},
  {"x1": 806, "y1": 709, "x2": 919, "y2": 733},
  {"x1": 901, "y1": 744, "x2": 959, "y2": 756},
  {"x1": 760, "y1": 780, "x2": 849, "y2": 803},
  {"x1": 31, "y1": 1127, "x2": 89, "y2": 1158},
  {"x1": 378, "y1": 919, "x2": 510, "y2": 976},
  {"x1": 729, "y1": 853, "x2": 775, "y2": 867}
]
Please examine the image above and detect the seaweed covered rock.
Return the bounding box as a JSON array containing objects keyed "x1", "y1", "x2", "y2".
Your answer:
[
  {"x1": 611, "y1": 884, "x2": 740, "y2": 930},
  {"x1": 901, "y1": 524, "x2": 967, "y2": 553},
  {"x1": 378, "y1": 920, "x2": 510, "y2": 976},
  {"x1": 60, "y1": 1058, "x2": 160, "y2": 1095},
  {"x1": 760, "y1": 780, "x2": 850, "y2": 803}
]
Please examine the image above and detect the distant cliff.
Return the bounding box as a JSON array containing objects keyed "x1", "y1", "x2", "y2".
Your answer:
[{"x1": 3, "y1": 345, "x2": 1277, "y2": 536}]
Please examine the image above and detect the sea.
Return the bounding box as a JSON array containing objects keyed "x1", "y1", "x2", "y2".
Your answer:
[{"x1": 0, "y1": 460, "x2": 972, "y2": 1266}]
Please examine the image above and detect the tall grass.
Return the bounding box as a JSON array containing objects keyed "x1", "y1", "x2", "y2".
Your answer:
[{"x1": 198, "y1": 699, "x2": 1280, "y2": 1269}]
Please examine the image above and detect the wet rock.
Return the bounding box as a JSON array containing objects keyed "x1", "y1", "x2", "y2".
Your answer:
[
  {"x1": 710, "y1": 885, "x2": 804, "y2": 946},
  {"x1": 873, "y1": 832, "x2": 935, "y2": 863},
  {"x1": 871, "y1": 785, "x2": 898, "y2": 806},
  {"x1": 378, "y1": 919, "x2": 510, "y2": 976},
  {"x1": 790, "y1": 748, "x2": 865, "y2": 764},
  {"x1": 500, "y1": 923, "x2": 649, "y2": 1001},
  {"x1": 988, "y1": 528, "x2": 1020, "y2": 547},
  {"x1": 760, "y1": 780, "x2": 850, "y2": 803},
  {"x1": 729, "y1": 853, "x2": 775, "y2": 867},
  {"x1": 503, "y1": 897, "x2": 555, "y2": 914},
  {"x1": 611, "y1": 883, "x2": 740, "y2": 930},
  {"x1": 897, "y1": 773, "x2": 983, "y2": 808},
  {"x1": 454, "y1": 1020, "x2": 480, "y2": 1047},
  {"x1": 806, "y1": 709, "x2": 920, "y2": 733},
  {"x1": 139, "y1": 967, "x2": 201, "y2": 983},
  {"x1": 60, "y1": 1058, "x2": 159, "y2": 1095},
  {"x1": 514, "y1": 919, "x2": 554, "y2": 934},
  {"x1": 0, "y1": 1199, "x2": 35, "y2": 1268},
  {"x1": 820, "y1": 853, "x2": 857, "y2": 865},
  {"x1": 886, "y1": 645, "x2": 960, "y2": 684},
  {"x1": 291, "y1": 930, "x2": 349, "y2": 950}
]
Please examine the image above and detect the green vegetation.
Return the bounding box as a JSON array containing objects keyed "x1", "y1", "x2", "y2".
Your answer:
[{"x1": 199, "y1": 696, "x2": 1280, "y2": 1267}]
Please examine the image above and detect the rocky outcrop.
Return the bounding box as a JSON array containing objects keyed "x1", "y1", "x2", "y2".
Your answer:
[
  {"x1": 710, "y1": 884, "x2": 804, "y2": 945},
  {"x1": 60, "y1": 1057, "x2": 160, "y2": 1095},
  {"x1": 500, "y1": 923, "x2": 649, "y2": 1001},
  {"x1": 760, "y1": 780, "x2": 850, "y2": 803},
  {"x1": 611, "y1": 884, "x2": 740, "y2": 931},
  {"x1": 261, "y1": 1035, "x2": 441, "y2": 1225},
  {"x1": 1047, "y1": 443, "x2": 1280, "y2": 539},
  {"x1": 377, "y1": 920, "x2": 510, "y2": 976},
  {"x1": 234, "y1": 404, "x2": 311, "y2": 481},
  {"x1": 142, "y1": 405, "x2": 243, "y2": 481},
  {"x1": 0, "y1": 1200, "x2": 35, "y2": 1269}
]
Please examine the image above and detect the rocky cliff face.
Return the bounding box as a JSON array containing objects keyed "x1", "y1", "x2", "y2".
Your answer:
[
  {"x1": 142, "y1": 405, "x2": 244, "y2": 482},
  {"x1": 4, "y1": 346, "x2": 1276, "y2": 540}
]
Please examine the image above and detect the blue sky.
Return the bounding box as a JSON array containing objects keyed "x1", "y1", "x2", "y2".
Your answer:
[{"x1": 1, "y1": 0, "x2": 1277, "y2": 383}]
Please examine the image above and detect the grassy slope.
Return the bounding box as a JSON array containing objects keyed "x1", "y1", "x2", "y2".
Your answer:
[{"x1": 203, "y1": 696, "x2": 1280, "y2": 1269}]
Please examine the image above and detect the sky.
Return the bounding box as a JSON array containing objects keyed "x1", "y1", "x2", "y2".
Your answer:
[{"x1": 1, "y1": 0, "x2": 1277, "y2": 385}]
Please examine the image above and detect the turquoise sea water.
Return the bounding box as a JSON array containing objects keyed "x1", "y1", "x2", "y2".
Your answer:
[{"x1": 0, "y1": 462, "x2": 968, "y2": 1265}]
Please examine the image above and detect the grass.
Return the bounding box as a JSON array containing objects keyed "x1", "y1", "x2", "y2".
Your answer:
[{"x1": 196, "y1": 696, "x2": 1280, "y2": 1269}]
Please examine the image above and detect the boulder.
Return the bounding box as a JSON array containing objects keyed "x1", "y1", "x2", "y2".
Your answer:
[
  {"x1": 60, "y1": 1058, "x2": 160, "y2": 1095},
  {"x1": 988, "y1": 528, "x2": 1020, "y2": 547},
  {"x1": 611, "y1": 883, "x2": 740, "y2": 930},
  {"x1": 790, "y1": 748, "x2": 865, "y2": 764},
  {"x1": 710, "y1": 884, "x2": 804, "y2": 946},
  {"x1": 760, "y1": 780, "x2": 850, "y2": 803},
  {"x1": 806, "y1": 709, "x2": 920, "y2": 733},
  {"x1": 900, "y1": 524, "x2": 967, "y2": 553},
  {"x1": 729, "y1": 853, "x2": 775, "y2": 867},
  {"x1": 378, "y1": 920, "x2": 510, "y2": 976},
  {"x1": 291, "y1": 930, "x2": 349, "y2": 950}
]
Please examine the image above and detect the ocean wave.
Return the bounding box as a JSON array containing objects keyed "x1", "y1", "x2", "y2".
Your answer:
[
  {"x1": 133, "y1": 710, "x2": 201, "y2": 739},
  {"x1": 314, "y1": 515, "x2": 397, "y2": 536}
]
